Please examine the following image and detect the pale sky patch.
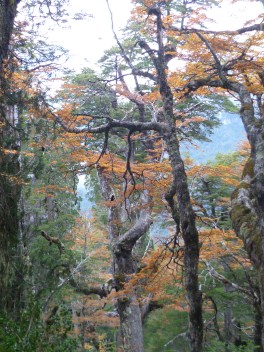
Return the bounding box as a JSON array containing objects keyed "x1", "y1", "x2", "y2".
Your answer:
[
  {"x1": 22, "y1": 0, "x2": 263, "y2": 76},
  {"x1": 47, "y1": 0, "x2": 132, "y2": 71}
]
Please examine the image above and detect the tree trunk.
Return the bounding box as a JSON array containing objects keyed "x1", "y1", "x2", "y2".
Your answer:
[
  {"x1": 254, "y1": 297, "x2": 262, "y2": 352},
  {"x1": 0, "y1": 0, "x2": 22, "y2": 317},
  {"x1": 162, "y1": 124, "x2": 203, "y2": 352},
  {"x1": 230, "y1": 82, "x2": 264, "y2": 351},
  {"x1": 147, "y1": 8, "x2": 203, "y2": 350},
  {"x1": 97, "y1": 167, "x2": 152, "y2": 352},
  {"x1": 117, "y1": 295, "x2": 144, "y2": 352},
  {"x1": 0, "y1": 0, "x2": 20, "y2": 68}
]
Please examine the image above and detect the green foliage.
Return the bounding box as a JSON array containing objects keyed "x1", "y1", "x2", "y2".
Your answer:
[
  {"x1": 60, "y1": 67, "x2": 117, "y2": 118},
  {"x1": 201, "y1": 266, "x2": 258, "y2": 351},
  {"x1": 177, "y1": 96, "x2": 222, "y2": 142},
  {"x1": 190, "y1": 148, "x2": 248, "y2": 229},
  {"x1": 144, "y1": 309, "x2": 189, "y2": 351},
  {"x1": 205, "y1": 340, "x2": 257, "y2": 352},
  {"x1": 0, "y1": 303, "x2": 79, "y2": 352}
]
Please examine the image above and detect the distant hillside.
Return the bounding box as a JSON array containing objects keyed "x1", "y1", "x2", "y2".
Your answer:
[
  {"x1": 77, "y1": 175, "x2": 93, "y2": 214},
  {"x1": 181, "y1": 113, "x2": 245, "y2": 164},
  {"x1": 78, "y1": 113, "x2": 245, "y2": 212}
]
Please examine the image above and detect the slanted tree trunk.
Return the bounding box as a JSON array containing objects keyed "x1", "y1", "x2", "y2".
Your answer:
[{"x1": 140, "y1": 8, "x2": 203, "y2": 351}]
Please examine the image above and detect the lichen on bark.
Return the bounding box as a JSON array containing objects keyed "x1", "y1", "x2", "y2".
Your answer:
[{"x1": 231, "y1": 158, "x2": 262, "y2": 268}]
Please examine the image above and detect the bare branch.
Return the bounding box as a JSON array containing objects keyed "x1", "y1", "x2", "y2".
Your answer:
[
  {"x1": 203, "y1": 295, "x2": 224, "y2": 342},
  {"x1": 113, "y1": 215, "x2": 153, "y2": 254},
  {"x1": 89, "y1": 128, "x2": 110, "y2": 167},
  {"x1": 118, "y1": 67, "x2": 146, "y2": 121},
  {"x1": 164, "y1": 331, "x2": 189, "y2": 348},
  {"x1": 203, "y1": 260, "x2": 259, "y2": 302},
  {"x1": 41, "y1": 230, "x2": 64, "y2": 255},
  {"x1": 56, "y1": 114, "x2": 163, "y2": 134},
  {"x1": 195, "y1": 31, "x2": 227, "y2": 85},
  {"x1": 123, "y1": 130, "x2": 136, "y2": 198},
  {"x1": 138, "y1": 40, "x2": 158, "y2": 69},
  {"x1": 69, "y1": 277, "x2": 109, "y2": 298},
  {"x1": 105, "y1": 0, "x2": 143, "y2": 95},
  {"x1": 171, "y1": 22, "x2": 264, "y2": 36},
  {"x1": 43, "y1": 257, "x2": 90, "y2": 309}
]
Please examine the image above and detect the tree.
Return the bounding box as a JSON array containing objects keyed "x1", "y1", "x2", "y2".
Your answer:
[
  {"x1": 3, "y1": 0, "x2": 264, "y2": 350},
  {"x1": 0, "y1": 0, "x2": 72, "y2": 318},
  {"x1": 55, "y1": 67, "x2": 156, "y2": 351},
  {"x1": 53, "y1": 1, "x2": 264, "y2": 350},
  {"x1": 0, "y1": 0, "x2": 23, "y2": 316},
  {"x1": 159, "y1": 2, "x2": 264, "y2": 348},
  {"x1": 54, "y1": 5, "x2": 211, "y2": 350}
]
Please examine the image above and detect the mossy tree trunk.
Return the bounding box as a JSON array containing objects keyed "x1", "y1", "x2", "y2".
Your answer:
[
  {"x1": 0, "y1": 0, "x2": 22, "y2": 317},
  {"x1": 230, "y1": 84, "x2": 264, "y2": 351},
  {"x1": 0, "y1": 0, "x2": 21, "y2": 68},
  {"x1": 185, "y1": 64, "x2": 264, "y2": 350}
]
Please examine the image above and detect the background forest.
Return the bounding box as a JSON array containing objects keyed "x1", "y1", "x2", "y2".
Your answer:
[{"x1": 1, "y1": 0, "x2": 264, "y2": 351}]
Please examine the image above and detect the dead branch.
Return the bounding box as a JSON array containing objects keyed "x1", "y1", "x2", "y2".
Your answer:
[
  {"x1": 69, "y1": 277, "x2": 109, "y2": 299},
  {"x1": 171, "y1": 22, "x2": 264, "y2": 36},
  {"x1": 203, "y1": 260, "x2": 259, "y2": 302},
  {"x1": 41, "y1": 230, "x2": 64, "y2": 255}
]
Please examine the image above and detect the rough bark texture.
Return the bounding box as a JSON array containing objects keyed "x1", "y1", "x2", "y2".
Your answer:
[
  {"x1": 116, "y1": 295, "x2": 144, "y2": 352},
  {"x1": 98, "y1": 167, "x2": 152, "y2": 352},
  {"x1": 161, "y1": 124, "x2": 203, "y2": 352},
  {"x1": 146, "y1": 8, "x2": 203, "y2": 351},
  {"x1": 0, "y1": 0, "x2": 22, "y2": 316},
  {"x1": 183, "y1": 43, "x2": 264, "y2": 349},
  {"x1": 230, "y1": 83, "x2": 264, "y2": 350},
  {"x1": 231, "y1": 158, "x2": 262, "y2": 268},
  {"x1": 0, "y1": 0, "x2": 21, "y2": 68}
]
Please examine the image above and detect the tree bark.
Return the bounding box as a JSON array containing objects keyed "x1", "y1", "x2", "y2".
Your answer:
[
  {"x1": 229, "y1": 82, "x2": 264, "y2": 351},
  {"x1": 145, "y1": 8, "x2": 203, "y2": 351},
  {"x1": 97, "y1": 167, "x2": 152, "y2": 352},
  {"x1": 161, "y1": 122, "x2": 203, "y2": 352},
  {"x1": 0, "y1": 0, "x2": 21, "y2": 68},
  {"x1": 0, "y1": 0, "x2": 22, "y2": 317},
  {"x1": 184, "y1": 63, "x2": 264, "y2": 351}
]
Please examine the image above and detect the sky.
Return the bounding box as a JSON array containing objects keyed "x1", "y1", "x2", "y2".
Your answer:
[
  {"x1": 47, "y1": 0, "x2": 132, "y2": 71},
  {"x1": 207, "y1": 1, "x2": 263, "y2": 30},
  {"x1": 41, "y1": 0, "x2": 263, "y2": 73}
]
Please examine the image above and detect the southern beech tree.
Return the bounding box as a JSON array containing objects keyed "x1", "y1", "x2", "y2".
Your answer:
[
  {"x1": 55, "y1": 1, "x2": 264, "y2": 351},
  {"x1": 1, "y1": 0, "x2": 264, "y2": 351},
  {"x1": 56, "y1": 67, "x2": 158, "y2": 351},
  {"x1": 56, "y1": 2, "x2": 215, "y2": 351}
]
